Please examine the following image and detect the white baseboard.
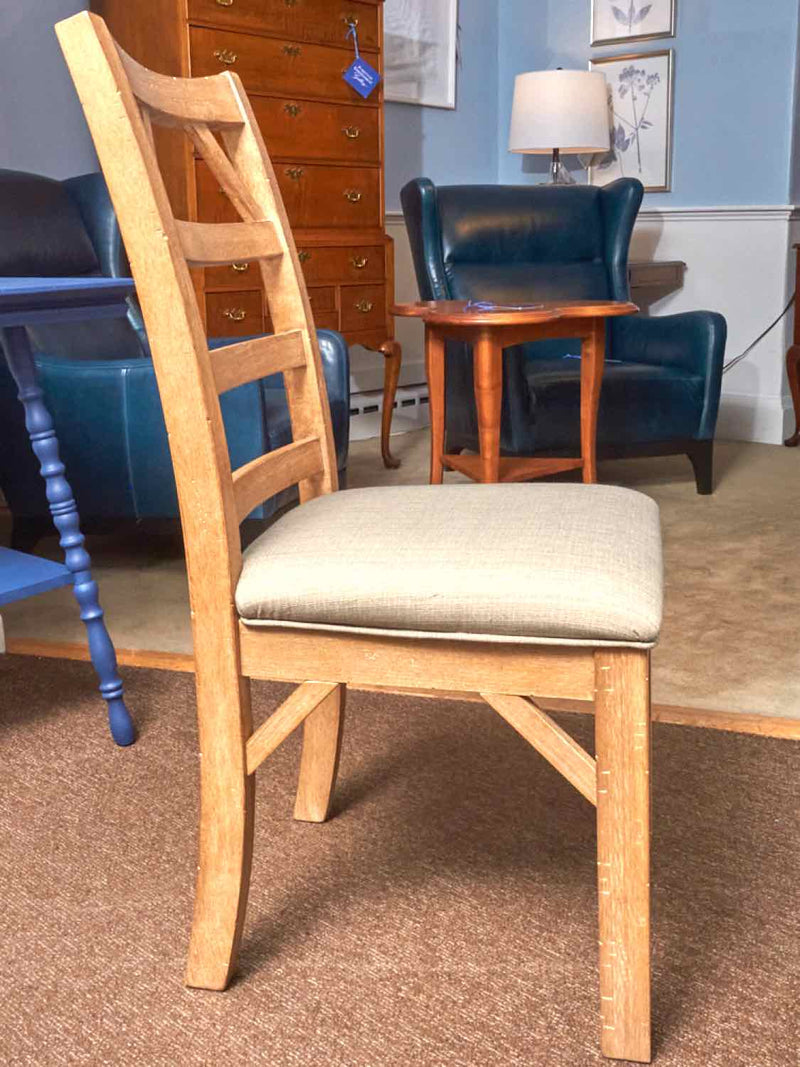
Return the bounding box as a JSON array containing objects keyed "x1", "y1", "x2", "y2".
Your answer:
[
  {"x1": 350, "y1": 383, "x2": 430, "y2": 441},
  {"x1": 716, "y1": 393, "x2": 794, "y2": 445}
]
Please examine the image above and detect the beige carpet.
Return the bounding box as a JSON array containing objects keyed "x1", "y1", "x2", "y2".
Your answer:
[
  {"x1": 2, "y1": 434, "x2": 799, "y2": 719},
  {"x1": 1, "y1": 655, "x2": 798, "y2": 1066}
]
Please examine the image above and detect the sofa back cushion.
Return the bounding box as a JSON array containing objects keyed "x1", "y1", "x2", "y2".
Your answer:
[
  {"x1": 437, "y1": 184, "x2": 610, "y2": 303},
  {"x1": 0, "y1": 170, "x2": 99, "y2": 276}
]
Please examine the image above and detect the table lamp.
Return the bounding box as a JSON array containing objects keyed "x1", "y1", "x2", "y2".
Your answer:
[{"x1": 508, "y1": 69, "x2": 610, "y2": 185}]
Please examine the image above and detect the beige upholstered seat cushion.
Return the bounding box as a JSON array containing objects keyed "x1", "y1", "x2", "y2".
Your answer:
[{"x1": 236, "y1": 483, "x2": 663, "y2": 648}]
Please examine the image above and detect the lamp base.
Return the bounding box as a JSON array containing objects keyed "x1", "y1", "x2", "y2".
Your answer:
[{"x1": 545, "y1": 149, "x2": 576, "y2": 185}]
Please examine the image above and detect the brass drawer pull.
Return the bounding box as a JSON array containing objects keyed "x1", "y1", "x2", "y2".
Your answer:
[
  {"x1": 351, "y1": 255, "x2": 368, "y2": 269},
  {"x1": 344, "y1": 188, "x2": 362, "y2": 203},
  {"x1": 298, "y1": 250, "x2": 311, "y2": 263},
  {"x1": 342, "y1": 15, "x2": 359, "y2": 27},
  {"x1": 213, "y1": 48, "x2": 237, "y2": 65},
  {"x1": 286, "y1": 166, "x2": 305, "y2": 181},
  {"x1": 231, "y1": 262, "x2": 250, "y2": 273},
  {"x1": 282, "y1": 44, "x2": 301, "y2": 57},
  {"x1": 355, "y1": 299, "x2": 373, "y2": 313},
  {"x1": 223, "y1": 308, "x2": 247, "y2": 322},
  {"x1": 284, "y1": 103, "x2": 302, "y2": 117},
  {"x1": 215, "y1": 0, "x2": 234, "y2": 6},
  {"x1": 285, "y1": 0, "x2": 298, "y2": 6},
  {"x1": 342, "y1": 125, "x2": 361, "y2": 139}
]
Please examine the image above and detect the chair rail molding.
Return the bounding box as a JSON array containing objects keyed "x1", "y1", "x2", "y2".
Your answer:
[{"x1": 385, "y1": 204, "x2": 800, "y2": 445}]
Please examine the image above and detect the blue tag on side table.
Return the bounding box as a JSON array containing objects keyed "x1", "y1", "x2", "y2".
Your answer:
[{"x1": 344, "y1": 56, "x2": 381, "y2": 99}]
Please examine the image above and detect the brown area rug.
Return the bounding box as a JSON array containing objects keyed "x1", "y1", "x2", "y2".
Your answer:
[{"x1": 1, "y1": 655, "x2": 798, "y2": 1066}]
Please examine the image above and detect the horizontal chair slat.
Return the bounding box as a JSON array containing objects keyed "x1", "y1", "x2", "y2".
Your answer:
[
  {"x1": 210, "y1": 330, "x2": 307, "y2": 395},
  {"x1": 176, "y1": 219, "x2": 282, "y2": 267},
  {"x1": 119, "y1": 49, "x2": 243, "y2": 128},
  {"x1": 233, "y1": 436, "x2": 323, "y2": 522}
]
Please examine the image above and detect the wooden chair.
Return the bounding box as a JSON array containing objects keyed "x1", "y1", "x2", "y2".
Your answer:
[{"x1": 57, "y1": 13, "x2": 662, "y2": 1062}]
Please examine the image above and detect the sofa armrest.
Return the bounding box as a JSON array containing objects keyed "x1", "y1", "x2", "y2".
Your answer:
[{"x1": 612, "y1": 310, "x2": 727, "y2": 439}]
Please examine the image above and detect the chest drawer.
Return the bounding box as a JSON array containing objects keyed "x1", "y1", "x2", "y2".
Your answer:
[
  {"x1": 252, "y1": 97, "x2": 379, "y2": 164},
  {"x1": 205, "y1": 244, "x2": 384, "y2": 291},
  {"x1": 187, "y1": 0, "x2": 379, "y2": 50},
  {"x1": 339, "y1": 283, "x2": 385, "y2": 332},
  {"x1": 190, "y1": 27, "x2": 380, "y2": 105},
  {"x1": 263, "y1": 304, "x2": 339, "y2": 334},
  {"x1": 195, "y1": 160, "x2": 380, "y2": 229},
  {"x1": 276, "y1": 163, "x2": 380, "y2": 228},
  {"x1": 296, "y1": 243, "x2": 384, "y2": 284},
  {"x1": 205, "y1": 261, "x2": 260, "y2": 290},
  {"x1": 206, "y1": 290, "x2": 264, "y2": 336}
]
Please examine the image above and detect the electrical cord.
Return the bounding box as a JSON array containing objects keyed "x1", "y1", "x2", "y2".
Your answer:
[{"x1": 722, "y1": 293, "x2": 795, "y2": 375}]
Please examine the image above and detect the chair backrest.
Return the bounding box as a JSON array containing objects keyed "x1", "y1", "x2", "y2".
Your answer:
[
  {"x1": 0, "y1": 167, "x2": 147, "y2": 361},
  {"x1": 56, "y1": 12, "x2": 338, "y2": 620},
  {"x1": 401, "y1": 177, "x2": 642, "y2": 306}
]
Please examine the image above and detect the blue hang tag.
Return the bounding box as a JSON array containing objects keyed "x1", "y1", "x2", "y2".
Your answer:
[
  {"x1": 344, "y1": 56, "x2": 381, "y2": 98},
  {"x1": 343, "y1": 21, "x2": 380, "y2": 99}
]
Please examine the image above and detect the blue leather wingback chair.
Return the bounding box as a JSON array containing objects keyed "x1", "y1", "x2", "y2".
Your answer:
[
  {"x1": 401, "y1": 177, "x2": 726, "y2": 493},
  {"x1": 0, "y1": 169, "x2": 350, "y2": 548}
]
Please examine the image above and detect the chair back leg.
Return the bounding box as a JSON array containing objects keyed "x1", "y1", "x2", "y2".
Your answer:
[
  {"x1": 185, "y1": 667, "x2": 255, "y2": 991},
  {"x1": 594, "y1": 648, "x2": 652, "y2": 1063}
]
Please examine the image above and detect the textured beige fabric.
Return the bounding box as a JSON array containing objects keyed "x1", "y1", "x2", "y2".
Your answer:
[{"x1": 236, "y1": 483, "x2": 663, "y2": 647}]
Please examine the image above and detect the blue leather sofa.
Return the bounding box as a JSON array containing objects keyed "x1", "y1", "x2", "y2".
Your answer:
[
  {"x1": 0, "y1": 169, "x2": 350, "y2": 548},
  {"x1": 401, "y1": 177, "x2": 726, "y2": 493}
]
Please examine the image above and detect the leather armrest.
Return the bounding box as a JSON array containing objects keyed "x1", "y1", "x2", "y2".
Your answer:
[{"x1": 612, "y1": 310, "x2": 727, "y2": 438}]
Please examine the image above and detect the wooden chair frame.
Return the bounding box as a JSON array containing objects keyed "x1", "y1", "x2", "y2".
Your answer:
[{"x1": 57, "y1": 13, "x2": 652, "y2": 1062}]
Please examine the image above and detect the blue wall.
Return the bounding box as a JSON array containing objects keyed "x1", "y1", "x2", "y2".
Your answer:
[
  {"x1": 384, "y1": 0, "x2": 499, "y2": 210},
  {"x1": 3, "y1": 0, "x2": 798, "y2": 209},
  {"x1": 0, "y1": 1, "x2": 96, "y2": 179},
  {"x1": 497, "y1": 0, "x2": 800, "y2": 206}
]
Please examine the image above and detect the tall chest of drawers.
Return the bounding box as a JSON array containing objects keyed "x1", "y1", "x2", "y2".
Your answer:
[{"x1": 91, "y1": 0, "x2": 400, "y2": 458}]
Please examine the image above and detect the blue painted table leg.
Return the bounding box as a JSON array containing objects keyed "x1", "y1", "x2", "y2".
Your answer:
[{"x1": 2, "y1": 327, "x2": 136, "y2": 745}]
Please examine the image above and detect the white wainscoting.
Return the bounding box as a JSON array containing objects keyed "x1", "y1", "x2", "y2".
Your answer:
[{"x1": 374, "y1": 206, "x2": 798, "y2": 445}]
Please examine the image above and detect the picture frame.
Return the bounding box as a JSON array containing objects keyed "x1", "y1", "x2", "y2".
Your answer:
[
  {"x1": 384, "y1": 0, "x2": 459, "y2": 110},
  {"x1": 588, "y1": 50, "x2": 674, "y2": 193},
  {"x1": 590, "y1": 0, "x2": 676, "y2": 47}
]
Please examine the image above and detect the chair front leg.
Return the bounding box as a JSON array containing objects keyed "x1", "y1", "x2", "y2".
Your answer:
[
  {"x1": 594, "y1": 649, "x2": 652, "y2": 1063},
  {"x1": 294, "y1": 683, "x2": 346, "y2": 822},
  {"x1": 185, "y1": 668, "x2": 255, "y2": 992}
]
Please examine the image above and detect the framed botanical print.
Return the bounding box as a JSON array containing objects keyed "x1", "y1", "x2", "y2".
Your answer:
[
  {"x1": 588, "y1": 50, "x2": 674, "y2": 193},
  {"x1": 384, "y1": 0, "x2": 459, "y2": 109},
  {"x1": 591, "y1": 0, "x2": 676, "y2": 47}
]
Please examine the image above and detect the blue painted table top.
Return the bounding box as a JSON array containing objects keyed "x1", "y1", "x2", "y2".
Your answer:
[
  {"x1": 0, "y1": 547, "x2": 72, "y2": 607},
  {"x1": 0, "y1": 276, "x2": 135, "y2": 328}
]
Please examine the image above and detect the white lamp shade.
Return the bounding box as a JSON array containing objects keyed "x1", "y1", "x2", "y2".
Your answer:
[{"x1": 508, "y1": 69, "x2": 610, "y2": 155}]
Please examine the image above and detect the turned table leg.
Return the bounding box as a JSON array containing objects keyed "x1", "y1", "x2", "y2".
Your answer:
[
  {"x1": 581, "y1": 319, "x2": 606, "y2": 484},
  {"x1": 2, "y1": 326, "x2": 135, "y2": 746},
  {"x1": 473, "y1": 330, "x2": 502, "y2": 483},
  {"x1": 379, "y1": 339, "x2": 402, "y2": 469},
  {"x1": 425, "y1": 327, "x2": 446, "y2": 484}
]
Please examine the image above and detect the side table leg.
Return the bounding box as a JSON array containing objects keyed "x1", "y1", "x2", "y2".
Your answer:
[
  {"x1": 784, "y1": 343, "x2": 800, "y2": 446},
  {"x1": 580, "y1": 320, "x2": 606, "y2": 484},
  {"x1": 425, "y1": 327, "x2": 446, "y2": 484},
  {"x1": 378, "y1": 339, "x2": 402, "y2": 469},
  {"x1": 473, "y1": 331, "x2": 502, "y2": 483},
  {"x1": 2, "y1": 327, "x2": 135, "y2": 746}
]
